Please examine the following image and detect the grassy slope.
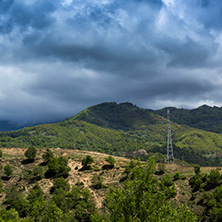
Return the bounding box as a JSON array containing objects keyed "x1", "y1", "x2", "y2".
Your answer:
[
  {"x1": 0, "y1": 148, "x2": 130, "y2": 209},
  {"x1": 0, "y1": 120, "x2": 145, "y2": 154}
]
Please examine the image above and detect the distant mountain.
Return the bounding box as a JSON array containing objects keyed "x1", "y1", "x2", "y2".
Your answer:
[
  {"x1": 0, "y1": 120, "x2": 62, "y2": 132},
  {"x1": 0, "y1": 120, "x2": 22, "y2": 131},
  {"x1": 152, "y1": 105, "x2": 222, "y2": 133},
  {"x1": 1, "y1": 102, "x2": 222, "y2": 166}
]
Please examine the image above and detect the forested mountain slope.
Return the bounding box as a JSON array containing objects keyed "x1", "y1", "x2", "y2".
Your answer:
[
  {"x1": 0, "y1": 102, "x2": 221, "y2": 165},
  {"x1": 152, "y1": 105, "x2": 222, "y2": 133}
]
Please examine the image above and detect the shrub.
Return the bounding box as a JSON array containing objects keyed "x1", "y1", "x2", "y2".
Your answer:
[
  {"x1": 25, "y1": 147, "x2": 37, "y2": 161},
  {"x1": 82, "y1": 155, "x2": 94, "y2": 168},
  {"x1": 22, "y1": 169, "x2": 32, "y2": 180},
  {"x1": 33, "y1": 166, "x2": 44, "y2": 180},
  {"x1": 40, "y1": 202, "x2": 63, "y2": 222},
  {"x1": 0, "y1": 183, "x2": 3, "y2": 193},
  {"x1": 27, "y1": 183, "x2": 44, "y2": 203},
  {"x1": 105, "y1": 156, "x2": 115, "y2": 168},
  {"x1": 46, "y1": 156, "x2": 71, "y2": 178},
  {"x1": 194, "y1": 165, "x2": 201, "y2": 175},
  {"x1": 6, "y1": 187, "x2": 28, "y2": 216},
  {"x1": 92, "y1": 174, "x2": 104, "y2": 189},
  {"x1": 4, "y1": 164, "x2": 13, "y2": 177},
  {"x1": 0, "y1": 149, "x2": 3, "y2": 158},
  {"x1": 157, "y1": 163, "x2": 166, "y2": 175},
  {"x1": 173, "y1": 172, "x2": 181, "y2": 181},
  {"x1": 161, "y1": 175, "x2": 173, "y2": 187},
  {"x1": 0, "y1": 209, "x2": 19, "y2": 221},
  {"x1": 50, "y1": 177, "x2": 70, "y2": 193},
  {"x1": 208, "y1": 169, "x2": 221, "y2": 187},
  {"x1": 42, "y1": 148, "x2": 54, "y2": 163},
  {"x1": 193, "y1": 177, "x2": 203, "y2": 191}
]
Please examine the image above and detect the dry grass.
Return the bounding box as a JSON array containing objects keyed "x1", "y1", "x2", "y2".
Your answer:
[
  {"x1": 0, "y1": 148, "x2": 128, "y2": 208},
  {"x1": 0, "y1": 148, "x2": 220, "y2": 209}
]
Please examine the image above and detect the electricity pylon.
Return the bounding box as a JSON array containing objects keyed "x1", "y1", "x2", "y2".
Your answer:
[{"x1": 167, "y1": 109, "x2": 174, "y2": 163}]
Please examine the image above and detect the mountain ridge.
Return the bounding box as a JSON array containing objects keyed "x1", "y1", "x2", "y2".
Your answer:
[
  {"x1": 0, "y1": 102, "x2": 222, "y2": 165},
  {"x1": 152, "y1": 104, "x2": 222, "y2": 133},
  {"x1": 1, "y1": 102, "x2": 222, "y2": 133}
]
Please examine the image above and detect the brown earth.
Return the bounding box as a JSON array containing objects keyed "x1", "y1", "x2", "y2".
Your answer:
[{"x1": 0, "y1": 148, "x2": 129, "y2": 208}]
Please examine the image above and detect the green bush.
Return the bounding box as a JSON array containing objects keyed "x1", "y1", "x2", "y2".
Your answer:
[
  {"x1": 32, "y1": 166, "x2": 44, "y2": 180},
  {"x1": 194, "y1": 165, "x2": 201, "y2": 175},
  {"x1": 208, "y1": 169, "x2": 221, "y2": 187},
  {"x1": 42, "y1": 148, "x2": 54, "y2": 163},
  {"x1": 105, "y1": 156, "x2": 115, "y2": 168},
  {"x1": 46, "y1": 156, "x2": 71, "y2": 178},
  {"x1": 92, "y1": 174, "x2": 104, "y2": 189},
  {"x1": 0, "y1": 208, "x2": 19, "y2": 221},
  {"x1": 173, "y1": 172, "x2": 181, "y2": 181},
  {"x1": 6, "y1": 187, "x2": 28, "y2": 216},
  {"x1": 0, "y1": 183, "x2": 3, "y2": 193},
  {"x1": 22, "y1": 169, "x2": 32, "y2": 180},
  {"x1": 161, "y1": 175, "x2": 173, "y2": 187},
  {"x1": 82, "y1": 155, "x2": 94, "y2": 168},
  {"x1": 201, "y1": 185, "x2": 222, "y2": 221},
  {"x1": 25, "y1": 147, "x2": 37, "y2": 161},
  {"x1": 157, "y1": 163, "x2": 166, "y2": 175},
  {"x1": 27, "y1": 183, "x2": 44, "y2": 203},
  {"x1": 50, "y1": 177, "x2": 70, "y2": 193},
  {"x1": 4, "y1": 164, "x2": 13, "y2": 177},
  {"x1": 193, "y1": 177, "x2": 203, "y2": 191}
]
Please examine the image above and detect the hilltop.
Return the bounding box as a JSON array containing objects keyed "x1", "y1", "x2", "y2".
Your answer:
[{"x1": 72, "y1": 102, "x2": 162, "y2": 131}]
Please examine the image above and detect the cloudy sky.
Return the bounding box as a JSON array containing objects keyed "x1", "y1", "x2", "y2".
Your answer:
[{"x1": 1, "y1": 0, "x2": 222, "y2": 126}]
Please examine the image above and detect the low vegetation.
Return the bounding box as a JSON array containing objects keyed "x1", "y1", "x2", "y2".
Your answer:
[
  {"x1": 0, "y1": 148, "x2": 222, "y2": 221},
  {"x1": 24, "y1": 147, "x2": 37, "y2": 162}
]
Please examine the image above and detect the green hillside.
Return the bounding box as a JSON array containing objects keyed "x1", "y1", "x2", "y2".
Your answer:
[
  {"x1": 0, "y1": 102, "x2": 222, "y2": 165},
  {"x1": 153, "y1": 105, "x2": 222, "y2": 133},
  {"x1": 0, "y1": 120, "x2": 146, "y2": 154}
]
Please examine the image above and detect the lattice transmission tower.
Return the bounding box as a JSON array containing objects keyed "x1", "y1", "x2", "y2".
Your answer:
[{"x1": 167, "y1": 109, "x2": 174, "y2": 163}]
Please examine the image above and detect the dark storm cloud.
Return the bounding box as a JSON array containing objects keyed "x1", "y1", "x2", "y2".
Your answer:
[
  {"x1": 0, "y1": 0, "x2": 56, "y2": 33},
  {"x1": 0, "y1": 0, "x2": 222, "y2": 126},
  {"x1": 157, "y1": 37, "x2": 217, "y2": 68},
  {"x1": 190, "y1": 0, "x2": 222, "y2": 30}
]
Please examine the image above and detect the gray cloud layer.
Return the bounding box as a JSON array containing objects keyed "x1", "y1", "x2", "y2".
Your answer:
[{"x1": 1, "y1": 0, "x2": 222, "y2": 126}]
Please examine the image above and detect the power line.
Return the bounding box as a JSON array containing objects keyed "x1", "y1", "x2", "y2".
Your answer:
[{"x1": 167, "y1": 109, "x2": 174, "y2": 163}]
